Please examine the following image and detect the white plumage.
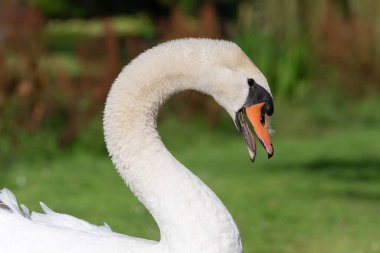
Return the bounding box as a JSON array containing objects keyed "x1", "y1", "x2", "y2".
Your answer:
[
  {"x1": 0, "y1": 189, "x2": 112, "y2": 232},
  {"x1": 0, "y1": 38, "x2": 272, "y2": 253}
]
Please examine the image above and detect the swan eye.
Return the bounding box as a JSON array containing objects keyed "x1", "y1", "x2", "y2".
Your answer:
[{"x1": 247, "y1": 78, "x2": 255, "y2": 87}]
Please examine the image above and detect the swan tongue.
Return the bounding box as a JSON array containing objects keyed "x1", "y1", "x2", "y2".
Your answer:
[{"x1": 235, "y1": 109, "x2": 257, "y2": 162}]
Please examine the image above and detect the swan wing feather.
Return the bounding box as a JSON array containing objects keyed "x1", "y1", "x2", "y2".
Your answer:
[
  {"x1": 0, "y1": 188, "x2": 29, "y2": 217},
  {"x1": 0, "y1": 188, "x2": 112, "y2": 234},
  {"x1": 1, "y1": 189, "x2": 158, "y2": 253}
]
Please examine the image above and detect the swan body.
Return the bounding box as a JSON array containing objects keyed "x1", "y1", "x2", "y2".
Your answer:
[{"x1": 0, "y1": 39, "x2": 274, "y2": 253}]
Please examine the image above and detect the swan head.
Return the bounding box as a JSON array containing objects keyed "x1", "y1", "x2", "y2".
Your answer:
[
  {"x1": 234, "y1": 78, "x2": 274, "y2": 162},
  {"x1": 202, "y1": 44, "x2": 274, "y2": 162}
]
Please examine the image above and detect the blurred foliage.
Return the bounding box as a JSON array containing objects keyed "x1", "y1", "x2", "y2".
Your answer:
[
  {"x1": 46, "y1": 15, "x2": 155, "y2": 39},
  {"x1": 29, "y1": 0, "x2": 168, "y2": 18},
  {"x1": 0, "y1": 0, "x2": 379, "y2": 143},
  {"x1": 235, "y1": 31, "x2": 309, "y2": 98},
  {"x1": 29, "y1": 0, "x2": 84, "y2": 17},
  {"x1": 29, "y1": 0, "x2": 237, "y2": 20}
]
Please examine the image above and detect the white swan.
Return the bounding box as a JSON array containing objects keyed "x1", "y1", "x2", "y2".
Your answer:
[{"x1": 0, "y1": 38, "x2": 274, "y2": 253}]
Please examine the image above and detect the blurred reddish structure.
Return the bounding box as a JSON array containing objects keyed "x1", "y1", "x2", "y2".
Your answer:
[
  {"x1": 0, "y1": 0, "x2": 46, "y2": 131},
  {"x1": 0, "y1": 1, "x2": 121, "y2": 146},
  {"x1": 1, "y1": 0, "x2": 379, "y2": 147},
  {"x1": 320, "y1": 0, "x2": 378, "y2": 94}
]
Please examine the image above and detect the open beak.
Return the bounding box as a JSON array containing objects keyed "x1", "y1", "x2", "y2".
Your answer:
[
  {"x1": 235, "y1": 109, "x2": 257, "y2": 162},
  {"x1": 235, "y1": 102, "x2": 274, "y2": 162}
]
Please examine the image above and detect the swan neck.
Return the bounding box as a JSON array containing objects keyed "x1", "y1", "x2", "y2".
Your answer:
[{"x1": 104, "y1": 47, "x2": 241, "y2": 252}]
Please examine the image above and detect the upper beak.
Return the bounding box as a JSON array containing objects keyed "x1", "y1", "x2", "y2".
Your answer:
[{"x1": 235, "y1": 102, "x2": 274, "y2": 162}]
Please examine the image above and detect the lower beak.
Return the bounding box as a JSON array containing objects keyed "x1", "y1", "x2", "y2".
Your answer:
[{"x1": 235, "y1": 109, "x2": 256, "y2": 162}]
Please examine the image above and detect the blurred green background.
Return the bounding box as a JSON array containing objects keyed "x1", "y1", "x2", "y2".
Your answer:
[{"x1": 0, "y1": 0, "x2": 379, "y2": 252}]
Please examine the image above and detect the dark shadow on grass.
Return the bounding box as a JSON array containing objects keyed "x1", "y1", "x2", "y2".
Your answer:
[
  {"x1": 340, "y1": 189, "x2": 380, "y2": 201},
  {"x1": 272, "y1": 158, "x2": 380, "y2": 201},
  {"x1": 304, "y1": 158, "x2": 380, "y2": 171},
  {"x1": 277, "y1": 158, "x2": 380, "y2": 182},
  {"x1": 304, "y1": 158, "x2": 380, "y2": 182}
]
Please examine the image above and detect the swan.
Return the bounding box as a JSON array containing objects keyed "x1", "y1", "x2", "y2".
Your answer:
[{"x1": 0, "y1": 38, "x2": 274, "y2": 253}]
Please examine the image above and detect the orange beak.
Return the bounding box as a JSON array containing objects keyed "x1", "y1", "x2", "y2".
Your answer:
[{"x1": 245, "y1": 102, "x2": 274, "y2": 158}]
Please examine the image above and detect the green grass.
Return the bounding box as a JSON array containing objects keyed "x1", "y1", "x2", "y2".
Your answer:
[{"x1": 1, "y1": 97, "x2": 380, "y2": 253}]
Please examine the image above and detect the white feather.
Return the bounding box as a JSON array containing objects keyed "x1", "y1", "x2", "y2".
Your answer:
[
  {"x1": 0, "y1": 188, "x2": 112, "y2": 234},
  {"x1": 0, "y1": 188, "x2": 27, "y2": 217}
]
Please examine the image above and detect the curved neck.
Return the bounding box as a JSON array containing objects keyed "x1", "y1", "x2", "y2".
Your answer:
[{"x1": 104, "y1": 41, "x2": 242, "y2": 252}]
